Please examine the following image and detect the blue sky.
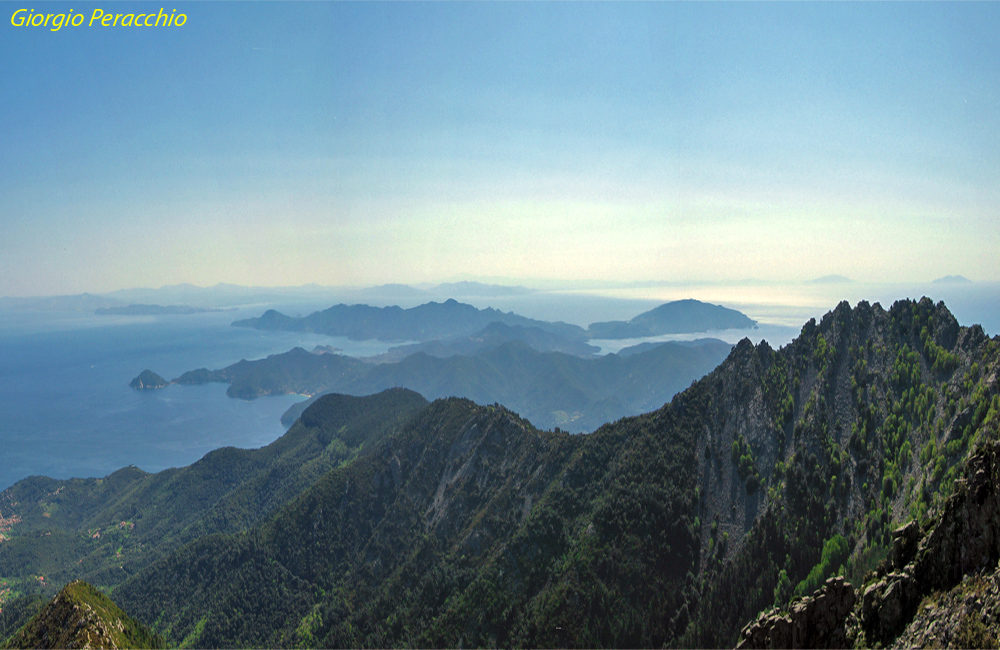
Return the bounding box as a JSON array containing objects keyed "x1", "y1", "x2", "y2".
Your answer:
[{"x1": 2, "y1": 2, "x2": 998, "y2": 295}]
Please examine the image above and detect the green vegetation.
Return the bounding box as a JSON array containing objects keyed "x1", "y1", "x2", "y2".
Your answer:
[
  {"x1": 732, "y1": 434, "x2": 761, "y2": 492},
  {"x1": 0, "y1": 592, "x2": 45, "y2": 644},
  {"x1": 113, "y1": 394, "x2": 704, "y2": 648},
  {"x1": 2, "y1": 580, "x2": 161, "y2": 649},
  {"x1": 954, "y1": 613, "x2": 997, "y2": 649},
  {"x1": 793, "y1": 534, "x2": 849, "y2": 597},
  {"x1": 1, "y1": 297, "x2": 997, "y2": 649},
  {"x1": 180, "y1": 337, "x2": 733, "y2": 433},
  {"x1": 0, "y1": 389, "x2": 428, "y2": 606}
]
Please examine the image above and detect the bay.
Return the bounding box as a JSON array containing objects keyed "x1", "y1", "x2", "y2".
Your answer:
[{"x1": 0, "y1": 308, "x2": 391, "y2": 491}]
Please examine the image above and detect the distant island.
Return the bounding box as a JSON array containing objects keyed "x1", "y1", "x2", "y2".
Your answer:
[
  {"x1": 129, "y1": 370, "x2": 169, "y2": 390},
  {"x1": 156, "y1": 338, "x2": 733, "y2": 432},
  {"x1": 232, "y1": 298, "x2": 587, "y2": 342},
  {"x1": 807, "y1": 274, "x2": 853, "y2": 284},
  {"x1": 430, "y1": 281, "x2": 534, "y2": 297},
  {"x1": 96, "y1": 304, "x2": 230, "y2": 316},
  {"x1": 376, "y1": 321, "x2": 601, "y2": 361},
  {"x1": 586, "y1": 299, "x2": 757, "y2": 339},
  {"x1": 931, "y1": 275, "x2": 972, "y2": 284},
  {"x1": 233, "y1": 298, "x2": 757, "y2": 343}
]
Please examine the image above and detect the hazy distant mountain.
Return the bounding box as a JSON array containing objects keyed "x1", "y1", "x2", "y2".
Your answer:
[
  {"x1": 341, "y1": 283, "x2": 430, "y2": 301},
  {"x1": 96, "y1": 304, "x2": 228, "y2": 316},
  {"x1": 340, "y1": 339, "x2": 733, "y2": 431},
  {"x1": 0, "y1": 293, "x2": 125, "y2": 312},
  {"x1": 171, "y1": 347, "x2": 369, "y2": 399},
  {"x1": 0, "y1": 285, "x2": 311, "y2": 311},
  {"x1": 587, "y1": 299, "x2": 756, "y2": 339},
  {"x1": 932, "y1": 275, "x2": 972, "y2": 284},
  {"x1": 430, "y1": 281, "x2": 534, "y2": 297},
  {"x1": 167, "y1": 337, "x2": 732, "y2": 432},
  {"x1": 375, "y1": 321, "x2": 600, "y2": 361},
  {"x1": 616, "y1": 338, "x2": 727, "y2": 357},
  {"x1": 106, "y1": 283, "x2": 342, "y2": 309},
  {"x1": 233, "y1": 299, "x2": 587, "y2": 342},
  {"x1": 807, "y1": 274, "x2": 853, "y2": 284}
]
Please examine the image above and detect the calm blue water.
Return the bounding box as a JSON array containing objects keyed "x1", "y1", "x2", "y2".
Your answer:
[{"x1": 0, "y1": 308, "x2": 392, "y2": 491}]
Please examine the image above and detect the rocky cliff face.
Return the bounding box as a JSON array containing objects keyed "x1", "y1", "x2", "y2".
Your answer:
[
  {"x1": 892, "y1": 567, "x2": 1000, "y2": 648},
  {"x1": 737, "y1": 439, "x2": 1000, "y2": 649},
  {"x1": 737, "y1": 576, "x2": 856, "y2": 649},
  {"x1": 853, "y1": 440, "x2": 1000, "y2": 647},
  {"x1": 688, "y1": 297, "x2": 1000, "y2": 647}
]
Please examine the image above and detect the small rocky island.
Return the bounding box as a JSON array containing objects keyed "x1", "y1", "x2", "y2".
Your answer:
[{"x1": 130, "y1": 369, "x2": 170, "y2": 390}]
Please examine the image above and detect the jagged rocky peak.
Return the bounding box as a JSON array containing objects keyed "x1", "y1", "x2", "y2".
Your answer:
[
  {"x1": 738, "y1": 439, "x2": 1000, "y2": 649},
  {"x1": 694, "y1": 295, "x2": 999, "y2": 647}
]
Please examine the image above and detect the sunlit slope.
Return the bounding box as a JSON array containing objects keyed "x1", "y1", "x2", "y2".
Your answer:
[
  {"x1": 0, "y1": 389, "x2": 428, "y2": 593},
  {"x1": 2, "y1": 580, "x2": 161, "y2": 650},
  {"x1": 111, "y1": 298, "x2": 999, "y2": 648}
]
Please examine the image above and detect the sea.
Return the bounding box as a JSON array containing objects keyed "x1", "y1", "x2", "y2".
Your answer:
[
  {"x1": 0, "y1": 305, "x2": 389, "y2": 491},
  {"x1": 1, "y1": 282, "x2": 997, "y2": 492}
]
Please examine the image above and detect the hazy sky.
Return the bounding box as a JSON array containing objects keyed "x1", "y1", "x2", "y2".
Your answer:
[{"x1": 2, "y1": 2, "x2": 998, "y2": 296}]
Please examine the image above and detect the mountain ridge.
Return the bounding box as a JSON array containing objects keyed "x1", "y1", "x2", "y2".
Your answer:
[
  {"x1": 232, "y1": 298, "x2": 587, "y2": 343},
  {"x1": 2, "y1": 297, "x2": 997, "y2": 649},
  {"x1": 161, "y1": 337, "x2": 733, "y2": 433},
  {"x1": 107, "y1": 297, "x2": 998, "y2": 648},
  {"x1": 0, "y1": 389, "x2": 429, "y2": 605},
  {"x1": 2, "y1": 580, "x2": 160, "y2": 650}
]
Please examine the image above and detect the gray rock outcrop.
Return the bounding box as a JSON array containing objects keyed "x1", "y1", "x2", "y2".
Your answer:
[
  {"x1": 737, "y1": 576, "x2": 856, "y2": 649},
  {"x1": 857, "y1": 441, "x2": 1000, "y2": 646}
]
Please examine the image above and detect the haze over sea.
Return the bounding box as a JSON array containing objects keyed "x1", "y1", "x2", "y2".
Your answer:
[{"x1": 0, "y1": 281, "x2": 996, "y2": 492}]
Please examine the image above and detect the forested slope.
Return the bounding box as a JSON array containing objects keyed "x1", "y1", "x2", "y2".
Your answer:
[
  {"x1": 0, "y1": 390, "x2": 427, "y2": 601},
  {"x1": 175, "y1": 338, "x2": 734, "y2": 433},
  {"x1": 2, "y1": 580, "x2": 161, "y2": 650},
  {"x1": 3, "y1": 298, "x2": 998, "y2": 649},
  {"x1": 116, "y1": 394, "x2": 703, "y2": 647},
  {"x1": 109, "y1": 298, "x2": 999, "y2": 648}
]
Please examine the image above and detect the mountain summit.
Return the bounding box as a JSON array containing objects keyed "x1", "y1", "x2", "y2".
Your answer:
[
  {"x1": 2, "y1": 581, "x2": 161, "y2": 649},
  {"x1": 588, "y1": 298, "x2": 757, "y2": 338}
]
